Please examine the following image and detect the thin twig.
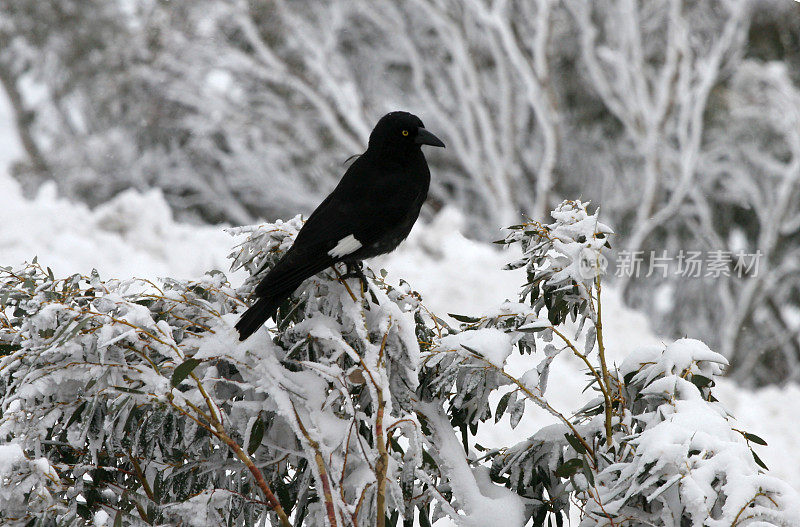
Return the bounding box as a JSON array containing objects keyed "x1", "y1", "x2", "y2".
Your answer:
[
  {"x1": 292, "y1": 405, "x2": 339, "y2": 527},
  {"x1": 551, "y1": 323, "x2": 614, "y2": 449},
  {"x1": 331, "y1": 266, "x2": 358, "y2": 302},
  {"x1": 166, "y1": 393, "x2": 291, "y2": 527},
  {"x1": 375, "y1": 330, "x2": 390, "y2": 527}
]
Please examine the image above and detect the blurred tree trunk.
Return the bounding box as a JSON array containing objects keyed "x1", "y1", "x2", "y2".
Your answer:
[{"x1": 0, "y1": 59, "x2": 48, "y2": 176}]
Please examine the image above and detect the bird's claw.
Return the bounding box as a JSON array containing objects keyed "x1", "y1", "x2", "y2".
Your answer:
[
  {"x1": 341, "y1": 262, "x2": 369, "y2": 290},
  {"x1": 338, "y1": 262, "x2": 380, "y2": 305}
]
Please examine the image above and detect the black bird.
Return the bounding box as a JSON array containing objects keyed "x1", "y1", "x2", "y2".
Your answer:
[{"x1": 235, "y1": 111, "x2": 445, "y2": 340}]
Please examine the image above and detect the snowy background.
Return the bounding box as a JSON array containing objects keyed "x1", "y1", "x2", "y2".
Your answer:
[
  {"x1": 4, "y1": 4, "x2": 800, "y2": 523},
  {"x1": 2, "y1": 87, "x2": 799, "y2": 498}
]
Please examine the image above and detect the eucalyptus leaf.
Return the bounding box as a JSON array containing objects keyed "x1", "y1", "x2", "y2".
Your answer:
[{"x1": 171, "y1": 358, "x2": 201, "y2": 387}]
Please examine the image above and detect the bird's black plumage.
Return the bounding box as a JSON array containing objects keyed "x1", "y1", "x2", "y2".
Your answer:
[{"x1": 235, "y1": 111, "x2": 445, "y2": 340}]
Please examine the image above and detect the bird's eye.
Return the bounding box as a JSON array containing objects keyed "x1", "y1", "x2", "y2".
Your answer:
[{"x1": 401, "y1": 130, "x2": 409, "y2": 136}]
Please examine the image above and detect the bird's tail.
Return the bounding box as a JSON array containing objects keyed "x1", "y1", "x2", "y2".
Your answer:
[{"x1": 235, "y1": 296, "x2": 282, "y2": 341}]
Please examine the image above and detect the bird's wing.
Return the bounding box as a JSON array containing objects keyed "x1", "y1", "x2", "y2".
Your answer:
[
  {"x1": 255, "y1": 193, "x2": 358, "y2": 297},
  {"x1": 255, "y1": 243, "x2": 335, "y2": 298}
]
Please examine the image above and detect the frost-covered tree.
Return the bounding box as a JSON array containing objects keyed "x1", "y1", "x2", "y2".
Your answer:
[
  {"x1": 565, "y1": 0, "x2": 750, "y2": 260},
  {"x1": 560, "y1": 0, "x2": 800, "y2": 384},
  {"x1": 2, "y1": 200, "x2": 798, "y2": 526},
  {"x1": 0, "y1": 0, "x2": 565, "y2": 227},
  {"x1": 0, "y1": 0, "x2": 149, "y2": 203},
  {"x1": 637, "y1": 58, "x2": 800, "y2": 385}
]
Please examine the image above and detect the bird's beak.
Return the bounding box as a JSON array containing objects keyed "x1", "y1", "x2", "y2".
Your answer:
[{"x1": 415, "y1": 127, "x2": 445, "y2": 148}]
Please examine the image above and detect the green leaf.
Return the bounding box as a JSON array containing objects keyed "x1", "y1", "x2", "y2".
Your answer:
[
  {"x1": 744, "y1": 432, "x2": 768, "y2": 446},
  {"x1": 690, "y1": 374, "x2": 714, "y2": 389},
  {"x1": 564, "y1": 433, "x2": 586, "y2": 454},
  {"x1": 582, "y1": 457, "x2": 595, "y2": 486},
  {"x1": 623, "y1": 371, "x2": 636, "y2": 385},
  {"x1": 555, "y1": 458, "x2": 583, "y2": 478},
  {"x1": 509, "y1": 399, "x2": 525, "y2": 429},
  {"x1": 248, "y1": 417, "x2": 265, "y2": 455},
  {"x1": 389, "y1": 436, "x2": 405, "y2": 456},
  {"x1": 76, "y1": 503, "x2": 91, "y2": 520},
  {"x1": 460, "y1": 344, "x2": 482, "y2": 357},
  {"x1": 153, "y1": 470, "x2": 163, "y2": 502},
  {"x1": 495, "y1": 391, "x2": 513, "y2": 423},
  {"x1": 422, "y1": 449, "x2": 438, "y2": 470},
  {"x1": 65, "y1": 401, "x2": 88, "y2": 428},
  {"x1": 113, "y1": 386, "x2": 145, "y2": 395},
  {"x1": 469, "y1": 420, "x2": 478, "y2": 435},
  {"x1": 171, "y1": 358, "x2": 201, "y2": 387},
  {"x1": 516, "y1": 324, "x2": 549, "y2": 333},
  {"x1": 752, "y1": 450, "x2": 769, "y2": 470},
  {"x1": 448, "y1": 313, "x2": 482, "y2": 324},
  {"x1": 418, "y1": 506, "x2": 433, "y2": 527},
  {"x1": 114, "y1": 510, "x2": 123, "y2": 527}
]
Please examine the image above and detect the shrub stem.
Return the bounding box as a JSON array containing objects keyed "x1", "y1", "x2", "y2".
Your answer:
[{"x1": 595, "y1": 279, "x2": 614, "y2": 445}]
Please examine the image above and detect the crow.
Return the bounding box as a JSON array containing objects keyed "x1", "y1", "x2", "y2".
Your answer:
[{"x1": 235, "y1": 111, "x2": 445, "y2": 340}]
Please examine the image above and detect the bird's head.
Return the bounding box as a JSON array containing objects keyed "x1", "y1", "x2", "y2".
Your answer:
[{"x1": 367, "y1": 111, "x2": 445, "y2": 157}]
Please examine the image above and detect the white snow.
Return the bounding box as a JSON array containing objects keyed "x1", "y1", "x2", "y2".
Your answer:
[
  {"x1": 519, "y1": 368, "x2": 540, "y2": 391},
  {"x1": 0, "y1": 90, "x2": 236, "y2": 283},
  {"x1": 417, "y1": 401, "x2": 527, "y2": 527},
  {"x1": 93, "y1": 510, "x2": 111, "y2": 527},
  {"x1": 0, "y1": 177, "x2": 239, "y2": 282},
  {"x1": 437, "y1": 328, "x2": 515, "y2": 368},
  {"x1": 0, "y1": 443, "x2": 25, "y2": 476},
  {"x1": 621, "y1": 338, "x2": 728, "y2": 386}
]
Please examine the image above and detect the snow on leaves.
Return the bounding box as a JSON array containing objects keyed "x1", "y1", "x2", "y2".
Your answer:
[
  {"x1": 1, "y1": 204, "x2": 798, "y2": 526},
  {"x1": 501, "y1": 200, "x2": 613, "y2": 326},
  {"x1": 582, "y1": 339, "x2": 799, "y2": 526}
]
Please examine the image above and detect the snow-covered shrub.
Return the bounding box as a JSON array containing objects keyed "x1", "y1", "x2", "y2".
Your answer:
[
  {"x1": 0, "y1": 263, "x2": 256, "y2": 525},
  {"x1": 589, "y1": 339, "x2": 800, "y2": 525},
  {"x1": 2, "y1": 200, "x2": 798, "y2": 526},
  {"x1": 0, "y1": 235, "x2": 425, "y2": 525}
]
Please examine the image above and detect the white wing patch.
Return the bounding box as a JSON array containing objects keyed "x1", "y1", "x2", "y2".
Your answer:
[{"x1": 328, "y1": 235, "x2": 363, "y2": 258}]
